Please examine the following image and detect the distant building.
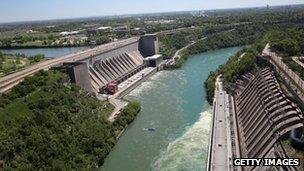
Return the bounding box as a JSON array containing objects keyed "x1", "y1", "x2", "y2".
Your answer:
[
  {"x1": 115, "y1": 26, "x2": 129, "y2": 33},
  {"x1": 87, "y1": 26, "x2": 112, "y2": 35},
  {"x1": 145, "y1": 19, "x2": 175, "y2": 24},
  {"x1": 97, "y1": 26, "x2": 112, "y2": 32},
  {"x1": 193, "y1": 10, "x2": 208, "y2": 17},
  {"x1": 26, "y1": 30, "x2": 37, "y2": 34},
  {"x1": 115, "y1": 26, "x2": 130, "y2": 37},
  {"x1": 131, "y1": 27, "x2": 145, "y2": 35},
  {"x1": 59, "y1": 31, "x2": 80, "y2": 36}
]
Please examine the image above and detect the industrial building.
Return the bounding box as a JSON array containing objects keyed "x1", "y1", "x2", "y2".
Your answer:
[{"x1": 63, "y1": 34, "x2": 162, "y2": 94}]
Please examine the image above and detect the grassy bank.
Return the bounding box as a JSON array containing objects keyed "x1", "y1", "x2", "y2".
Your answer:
[
  {"x1": 0, "y1": 71, "x2": 140, "y2": 169},
  {"x1": 0, "y1": 52, "x2": 45, "y2": 77}
]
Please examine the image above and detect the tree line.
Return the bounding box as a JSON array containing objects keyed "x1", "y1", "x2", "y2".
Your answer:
[{"x1": 269, "y1": 28, "x2": 304, "y2": 80}]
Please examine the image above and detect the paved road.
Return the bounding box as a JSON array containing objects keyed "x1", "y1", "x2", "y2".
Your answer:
[
  {"x1": 155, "y1": 26, "x2": 200, "y2": 35},
  {"x1": 292, "y1": 57, "x2": 304, "y2": 69},
  {"x1": 167, "y1": 37, "x2": 207, "y2": 65},
  {"x1": 238, "y1": 52, "x2": 246, "y2": 61},
  {"x1": 208, "y1": 76, "x2": 232, "y2": 171},
  {"x1": 108, "y1": 98, "x2": 128, "y2": 122}
]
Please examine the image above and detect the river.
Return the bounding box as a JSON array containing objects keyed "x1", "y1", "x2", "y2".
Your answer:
[
  {"x1": 0, "y1": 46, "x2": 91, "y2": 58},
  {"x1": 101, "y1": 47, "x2": 243, "y2": 171}
]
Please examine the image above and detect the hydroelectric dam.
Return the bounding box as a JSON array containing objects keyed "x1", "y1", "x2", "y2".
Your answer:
[
  {"x1": 60, "y1": 34, "x2": 163, "y2": 94},
  {"x1": 208, "y1": 45, "x2": 304, "y2": 171},
  {"x1": 0, "y1": 34, "x2": 163, "y2": 94}
]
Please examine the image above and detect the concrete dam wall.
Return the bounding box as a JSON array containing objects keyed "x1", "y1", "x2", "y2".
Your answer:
[
  {"x1": 232, "y1": 68, "x2": 303, "y2": 170},
  {"x1": 88, "y1": 51, "x2": 145, "y2": 92},
  {"x1": 62, "y1": 34, "x2": 160, "y2": 93}
]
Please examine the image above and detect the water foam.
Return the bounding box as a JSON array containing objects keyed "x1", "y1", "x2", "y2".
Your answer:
[
  {"x1": 127, "y1": 72, "x2": 167, "y2": 97},
  {"x1": 152, "y1": 106, "x2": 212, "y2": 171}
]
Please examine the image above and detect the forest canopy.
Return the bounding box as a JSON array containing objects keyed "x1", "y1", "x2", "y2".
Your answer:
[{"x1": 0, "y1": 71, "x2": 140, "y2": 169}]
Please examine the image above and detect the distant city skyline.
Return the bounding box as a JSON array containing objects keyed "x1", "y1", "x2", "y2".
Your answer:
[{"x1": 0, "y1": 0, "x2": 303, "y2": 23}]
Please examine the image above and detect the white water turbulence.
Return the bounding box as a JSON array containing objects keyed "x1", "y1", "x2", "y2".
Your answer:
[
  {"x1": 153, "y1": 106, "x2": 212, "y2": 171},
  {"x1": 127, "y1": 72, "x2": 172, "y2": 98}
]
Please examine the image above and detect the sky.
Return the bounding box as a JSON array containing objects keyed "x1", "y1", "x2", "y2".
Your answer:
[{"x1": 0, "y1": 0, "x2": 303, "y2": 23}]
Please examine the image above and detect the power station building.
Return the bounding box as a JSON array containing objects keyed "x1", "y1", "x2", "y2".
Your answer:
[{"x1": 62, "y1": 34, "x2": 162, "y2": 93}]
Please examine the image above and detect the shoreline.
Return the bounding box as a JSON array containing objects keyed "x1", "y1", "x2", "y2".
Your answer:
[{"x1": 107, "y1": 66, "x2": 163, "y2": 122}]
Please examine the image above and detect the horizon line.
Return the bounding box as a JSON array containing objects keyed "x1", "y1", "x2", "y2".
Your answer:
[{"x1": 1, "y1": 3, "x2": 303, "y2": 25}]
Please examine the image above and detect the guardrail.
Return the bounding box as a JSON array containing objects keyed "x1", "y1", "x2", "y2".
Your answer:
[{"x1": 206, "y1": 101, "x2": 216, "y2": 171}]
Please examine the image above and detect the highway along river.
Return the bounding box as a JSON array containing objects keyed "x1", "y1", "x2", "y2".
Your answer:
[{"x1": 101, "y1": 46, "x2": 243, "y2": 171}]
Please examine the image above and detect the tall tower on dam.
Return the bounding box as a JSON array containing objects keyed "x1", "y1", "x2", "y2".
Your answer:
[
  {"x1": 139, "y1": 34, "x2": 159, "y2": 57},
  {"x1": 62, "y1": 34, "x2": 161, "y2": 93}
]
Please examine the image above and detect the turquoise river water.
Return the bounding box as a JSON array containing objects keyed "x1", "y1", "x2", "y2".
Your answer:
[
  {"x1": 0, "y1": 46, "x2": 90, "y2": 58},
  {"x1": 101, "y1": 47, "x2": 243, "y2": 171}
]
